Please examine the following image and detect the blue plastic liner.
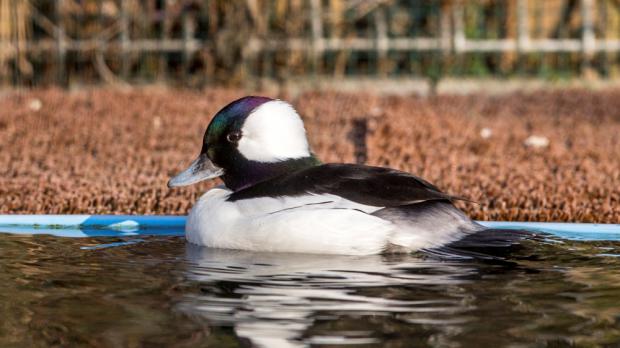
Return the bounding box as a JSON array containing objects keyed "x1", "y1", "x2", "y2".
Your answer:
[
  {"x1": 0, "y1": 215, "x2": 618, "y2": 241},
  {"x1": 479, "y1": 221, "x2": 620, "y2": 241},
  {"x1": 0, "y1": 215, "x2": 185, "y2": 237}
]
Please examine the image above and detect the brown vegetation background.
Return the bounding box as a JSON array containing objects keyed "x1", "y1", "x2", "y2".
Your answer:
[
  {"x1": 0, "y1": 88, "x2": 619, "y2": 222},
  {"x1": 3, "y1": 0, "x2": 620, "y2": 87}
]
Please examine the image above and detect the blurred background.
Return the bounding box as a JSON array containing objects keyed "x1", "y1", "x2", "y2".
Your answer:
[
  {"x1": 2, "y1": 3, "x2": 620, "y2": 347},
  {"x1": 0, "y1": 0, "x2": 618, "y2": 221},
  {"x1": 2, "y1": 0, "x2": 620, "y2": 90}
]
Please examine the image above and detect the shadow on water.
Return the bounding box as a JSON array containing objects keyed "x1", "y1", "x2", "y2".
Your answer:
[{"x1": 1, "y1": 231, "x2": 620, "y2": 347}]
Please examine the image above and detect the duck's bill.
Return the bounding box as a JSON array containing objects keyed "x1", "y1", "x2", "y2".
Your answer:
[{"x1": 168, "y1": 154, "x2": 224, "y2": 188}]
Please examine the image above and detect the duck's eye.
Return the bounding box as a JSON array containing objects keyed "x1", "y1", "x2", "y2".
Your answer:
[{"x1": 226, "y1": 131, "x2": 242, "y2": 143}]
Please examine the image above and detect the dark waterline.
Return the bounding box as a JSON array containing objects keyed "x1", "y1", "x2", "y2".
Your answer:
[{"x1": 1, "y1": 233, "x2": 620, "y2": 347}]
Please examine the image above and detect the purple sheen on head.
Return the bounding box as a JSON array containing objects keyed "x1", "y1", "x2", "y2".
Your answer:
[
  {"x1": 205, "y1": 96, "x2": 274, "y2": 144},
  {"x1": 220, "y1": 96, "x2": 273, "y2": 120}
]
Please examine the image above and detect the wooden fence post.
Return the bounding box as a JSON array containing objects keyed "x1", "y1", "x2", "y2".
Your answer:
[
  {"x1": 517, "y1": 0, "x2": 530, "y2": 53},
  {"x1": 581, "y1": 0, "x2": 595, "y2": 75},
  {"x1": 597, "y1": 0, "x2": 609, "y2": 76},
  {"x1": 375, "y1": 6, "x2": 388, "y2": 76},
  {"x1": 516, "y1": 0, "x2": 530, "y2": 73},
  {"x1": 182, "y1": 10, "x2": 194, "y2": 80},
  {"x1": 439, "y1": 3, "x2": 451, "y2": 52},
  {"x1": 310, "y1": 0, "x2": 323, "y2": 76},
  {"x1": 55, "y1": 0, "x2": 67, "y2": 86},
  {"x1": 159, "y1": 0, "x2": 170, "y2": 82},
  {"x1": 452, "y1": 2, "x2": 466, "y2": 53},
  {"x1": 120, "y1": 0, "x2": 130, "y2": 80}
]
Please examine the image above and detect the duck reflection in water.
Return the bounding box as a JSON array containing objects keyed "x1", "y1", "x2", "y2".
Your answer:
[{"x1": 179, "y1": 244, "x2": 481, "y2": 347}]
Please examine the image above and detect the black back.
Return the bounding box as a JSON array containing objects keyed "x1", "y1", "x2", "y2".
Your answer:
[{"x1": 228, "y1": 163, "x2": 463, "y2": 207}]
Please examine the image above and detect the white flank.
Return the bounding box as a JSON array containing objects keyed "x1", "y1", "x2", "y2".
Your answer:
[
  {"x1": 237, "y1": 100, "x2": 311, "y2": 162},
  {"x1": 186, "y1": 188, "x2": 390, "y2": 255},
  {"x1": 378, "y1": 204, "x2": 480, "y2": 251},
  {"x1": 186, "y1": 188, "x2": 479, "y2": 255}
]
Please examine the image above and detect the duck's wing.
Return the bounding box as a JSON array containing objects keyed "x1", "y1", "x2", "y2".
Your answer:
[{"x1": 228, "y1": 163, "x2": 464, "y2": 208}]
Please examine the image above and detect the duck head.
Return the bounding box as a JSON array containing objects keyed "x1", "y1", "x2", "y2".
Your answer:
[{"x1": 168, "y1": 96, "x2": 320, "y2": 191}]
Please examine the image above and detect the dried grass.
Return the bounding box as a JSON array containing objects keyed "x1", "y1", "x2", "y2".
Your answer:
[
  {"x1": 0, "y1": 0, "x2": 32, "y2": 80},
  {"x1": 0, "y1": 88, "x2": 618, "y2": 222}
]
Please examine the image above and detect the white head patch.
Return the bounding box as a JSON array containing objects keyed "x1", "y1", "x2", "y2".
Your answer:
[{"x1": 237, "y1": 100, "x2": 311, "y2": 162}]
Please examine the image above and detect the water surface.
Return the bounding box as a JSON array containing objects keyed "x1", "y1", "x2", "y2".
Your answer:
[{"x1": 1, "y1": 233, "x2": 620, "y2": 347}]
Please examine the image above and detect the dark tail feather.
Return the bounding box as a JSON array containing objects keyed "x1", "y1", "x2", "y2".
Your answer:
[{"x1": 422, "y1": 228, "x2": 544, "y2": 262}]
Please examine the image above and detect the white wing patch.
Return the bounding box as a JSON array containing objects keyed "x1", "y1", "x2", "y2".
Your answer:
[{"x1": 237, "y1": 100, "x2": 311, "y2": 162}]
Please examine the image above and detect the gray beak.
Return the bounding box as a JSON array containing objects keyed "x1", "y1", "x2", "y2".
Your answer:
[{"x1": 168, "y1": 153, "x2": 224, "y2": 188}]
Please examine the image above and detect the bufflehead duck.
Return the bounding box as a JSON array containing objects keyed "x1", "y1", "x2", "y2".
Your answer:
[{"x1": 169, "y1": 96, "x2": 521, "y2": 256}]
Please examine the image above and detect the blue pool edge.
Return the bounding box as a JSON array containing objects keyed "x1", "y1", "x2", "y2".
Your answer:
[{"x1": 0, "y1": 215, "x2": 619, "y2": 241}]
